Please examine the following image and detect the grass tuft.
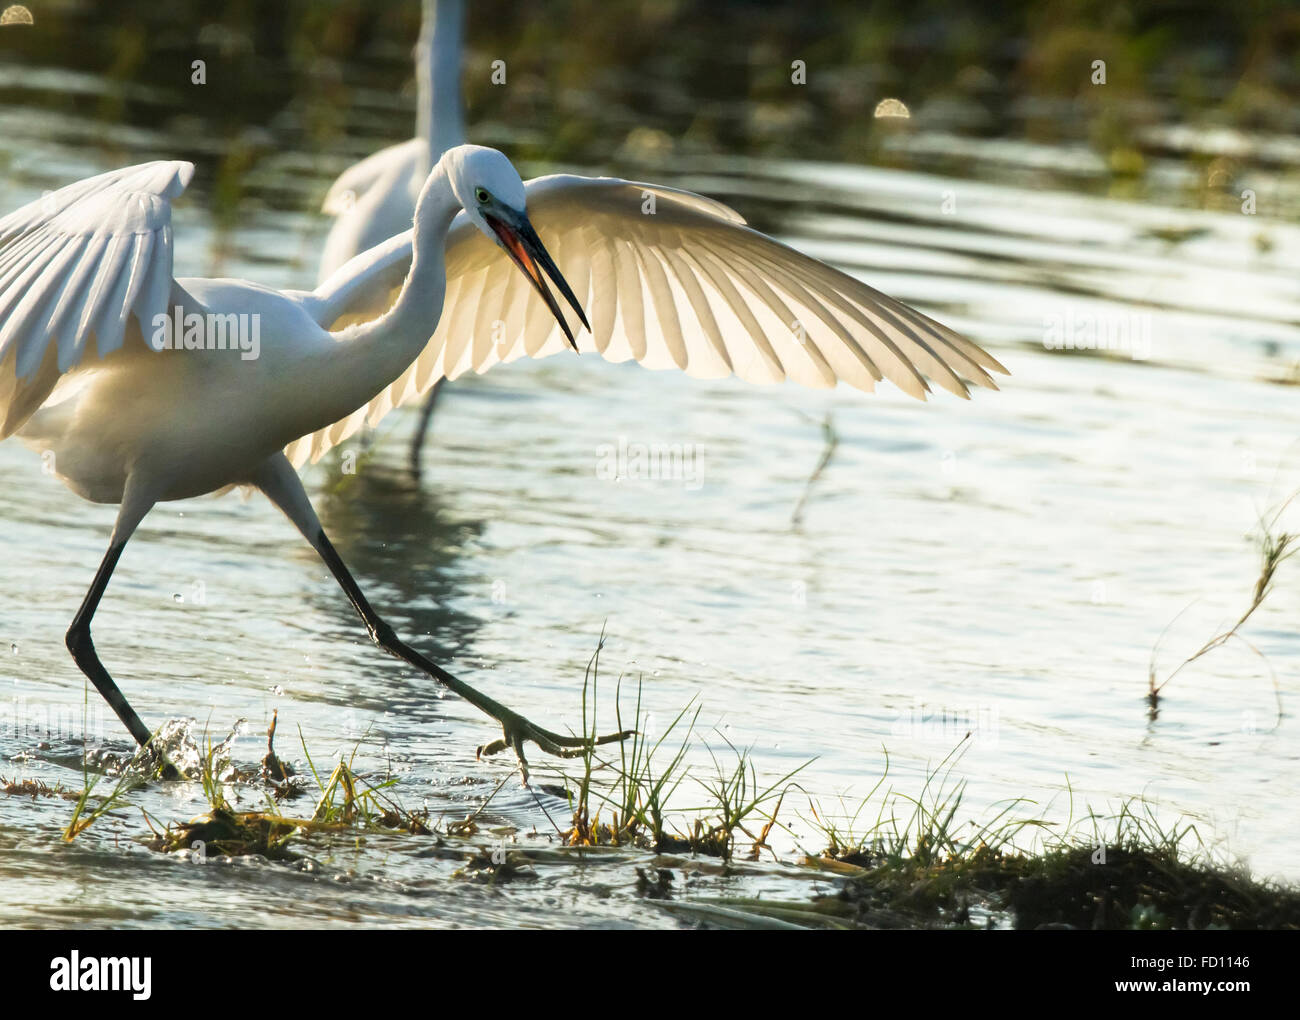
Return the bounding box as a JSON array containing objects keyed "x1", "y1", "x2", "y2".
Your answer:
[
  {"x1": 797, "y1": 743, "x2": 1300, "y2": 929},
  {"x1": 555, "y1": 638, "x2": 810, "y2": 859}
]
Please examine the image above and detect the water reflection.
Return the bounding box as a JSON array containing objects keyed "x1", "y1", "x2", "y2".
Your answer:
[{"x1": 316, "y1": 450, "x2": 484, "y2": 654}]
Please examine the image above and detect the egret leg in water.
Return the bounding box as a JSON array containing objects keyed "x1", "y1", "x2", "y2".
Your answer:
[
  {"x1": 408, "y1": 376, "x2": 446, "y2": 477},
  {"x1": 251, "y1": 456, "x2": 632, "y2": 780}
]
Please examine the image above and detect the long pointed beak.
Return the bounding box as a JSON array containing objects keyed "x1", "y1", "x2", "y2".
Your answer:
[{"x1": 486, "y1": 210, "x2": 589, "y2": 352}]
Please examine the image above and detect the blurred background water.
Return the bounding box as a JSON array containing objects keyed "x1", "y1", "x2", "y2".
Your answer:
[{"x1": 2, "y1": 0, "x2": 1300, "y2": 928}]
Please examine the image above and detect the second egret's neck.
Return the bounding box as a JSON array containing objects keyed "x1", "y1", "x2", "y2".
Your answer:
[
  {"x1": 315, "y1": 162, "x2": 461, "y2": 428},
  {"x1": 416, "y1": 0, "x2": 466, "y2": 169}
]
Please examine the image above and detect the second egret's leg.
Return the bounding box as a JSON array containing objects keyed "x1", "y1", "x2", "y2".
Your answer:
[
  {"x1": 65, "y1": 479, "x2": 178, "y2": 778},
  {"x1": 407, "y1": 377, "x2": 446, "y2": 479},
  {"x1": 251, "y1": 453, "x2": 630, "y2": 781}
]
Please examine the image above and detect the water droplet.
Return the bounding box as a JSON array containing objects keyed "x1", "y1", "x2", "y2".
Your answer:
[
  {"x1": 172, "y1": 593, "x2": 184, "y2": 603},
  {"x1": 271, "y1": 684, "x2": 283, "y2": 696}
]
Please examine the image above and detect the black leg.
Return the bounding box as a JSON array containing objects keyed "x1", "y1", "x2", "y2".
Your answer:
[
  {"x1": 65, "y1": 506, "x2": 179, "y2": 780},
  {"x1": 313, "y1": 528, "x2": 630, "y2": 776},
  {"x1": 66, "y1": 540, "x2": 155, "y2": 748},
  {"x1": 252, "y1": 452, "x2": 631, "y2": 781},
  {"x1": 408, "y1": 377, "x2": 446, "y2": 479}
]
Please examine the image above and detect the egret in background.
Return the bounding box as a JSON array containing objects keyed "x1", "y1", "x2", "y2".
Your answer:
[
  {"x1": 318, "y1": 0, "x2": 465, "y2": 474},
  {"x1": 0, "y1": 144, "x2": 1005, "y2": 780}
]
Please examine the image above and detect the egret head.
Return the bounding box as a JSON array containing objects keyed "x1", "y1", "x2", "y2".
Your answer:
[{"x1": 443, "y1": 145, "x2": 588, "y2": 350}]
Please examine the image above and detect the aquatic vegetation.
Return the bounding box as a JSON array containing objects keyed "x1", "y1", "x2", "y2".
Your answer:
[
  {"x1": 41, "y1": 700, "x2": 1300, "y2": 928},
  {"x1": 0, "y1": 776, "x2": 80, "y2": 802},
  {"x1": 791, "y1": 412, "x2": 839, "y2": 528},
  {"x1": 1148, "y1": 491, "x2": 1298, "y2": 715},
  {"x1": 43, "y1": 641, "x2": 1300, "y2": 928},
  {"x1": 61, "y1": 764, "x2": 142, "y2": 842},
  {"x1": 555, "y1": 637, "x2": 810, "y2": 860},
  {"x1": 798, "y1": 744, "x2": 1300, "y2": 929}
]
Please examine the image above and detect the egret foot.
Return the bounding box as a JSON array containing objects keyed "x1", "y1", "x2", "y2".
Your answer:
[
  {"x1": 475, "y1": 708, "x2": 634, "y2": 784},
  {"x1": 121, "y1": 740, "x2": 180, "y2": 782},
  {"x1": 141, "y1": 741, "x2": 182, "y2": 782},
  {"x1": 157, "y1": 759, "x2": 182, "y2": 782}
]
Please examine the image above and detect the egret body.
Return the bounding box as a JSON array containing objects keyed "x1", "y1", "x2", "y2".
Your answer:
[{"x1": 2, "y1": 146, "x2": 621, "y2": 779}]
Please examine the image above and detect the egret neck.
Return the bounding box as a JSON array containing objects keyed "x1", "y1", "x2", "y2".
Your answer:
[
  {"x1": 311, "y1": 162, "x2": 459, "y2": 434},
  {"x1": 417, "y1": 0, "x2": 466, "y2": 173}
]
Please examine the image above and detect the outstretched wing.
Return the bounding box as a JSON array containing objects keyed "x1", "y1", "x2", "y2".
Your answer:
[
  {"x1": 288, "y1": 174, "x2": 1007, "y2": 467},
  {"x1": 0, "y1": 160, "x2": 192, "y2": 437}
]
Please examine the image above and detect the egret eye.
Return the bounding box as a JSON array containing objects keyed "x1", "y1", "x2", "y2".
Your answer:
[{"x1": 475, "y1": 187, "x2": 490, "y2": 203}]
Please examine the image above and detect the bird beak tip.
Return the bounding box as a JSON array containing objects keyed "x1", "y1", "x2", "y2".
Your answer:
[{"x1": 497, "y1": 211, "x2": 590, "y2": 354}]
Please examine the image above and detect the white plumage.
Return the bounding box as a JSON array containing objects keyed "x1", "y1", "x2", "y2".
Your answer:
[
  {"x1": 317, "y1": 0, "x2": 465, "y2": 283},
  {"x1": 289, "y1": 173, "x2": 1005, "y2": 466},
  {"x1": 0, "y1": 162, "x2": 188, "y2": 436},
  {"x1": 0, "y1": 143, "x2": 1005, "y2": 780}
]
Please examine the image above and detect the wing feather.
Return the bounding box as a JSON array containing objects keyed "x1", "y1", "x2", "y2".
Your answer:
[
  {"x1": 0, "y1": 160, "x2": 192, "y2": 437},
  {"x1": 659, "y1": 245, "x2": 732, "y2": 376},
  {"x1": 684, "y1": 244, "x2": 786, "y2": 385},
  {"x1": 290, "y1": 173, "x2": 1006, "y2": 466}
]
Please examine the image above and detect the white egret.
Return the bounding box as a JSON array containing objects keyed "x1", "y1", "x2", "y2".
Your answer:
[
  {"x1": 2, "y1": 147, "x2": 614, "y2": 780},
  {"x1": 0, "y1": 144, "x2": 1006, "y2": 781},
  {"x1": 318, "y1": 0, "x2": 464, "y2": 281},
  {"x1": 318, "y1": 0, "x2": 465, "y2": 473}
]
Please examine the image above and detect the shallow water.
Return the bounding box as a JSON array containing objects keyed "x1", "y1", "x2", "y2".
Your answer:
[{"x1": 2, "y1": 4, "x2": 1300, "y2": 928}]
